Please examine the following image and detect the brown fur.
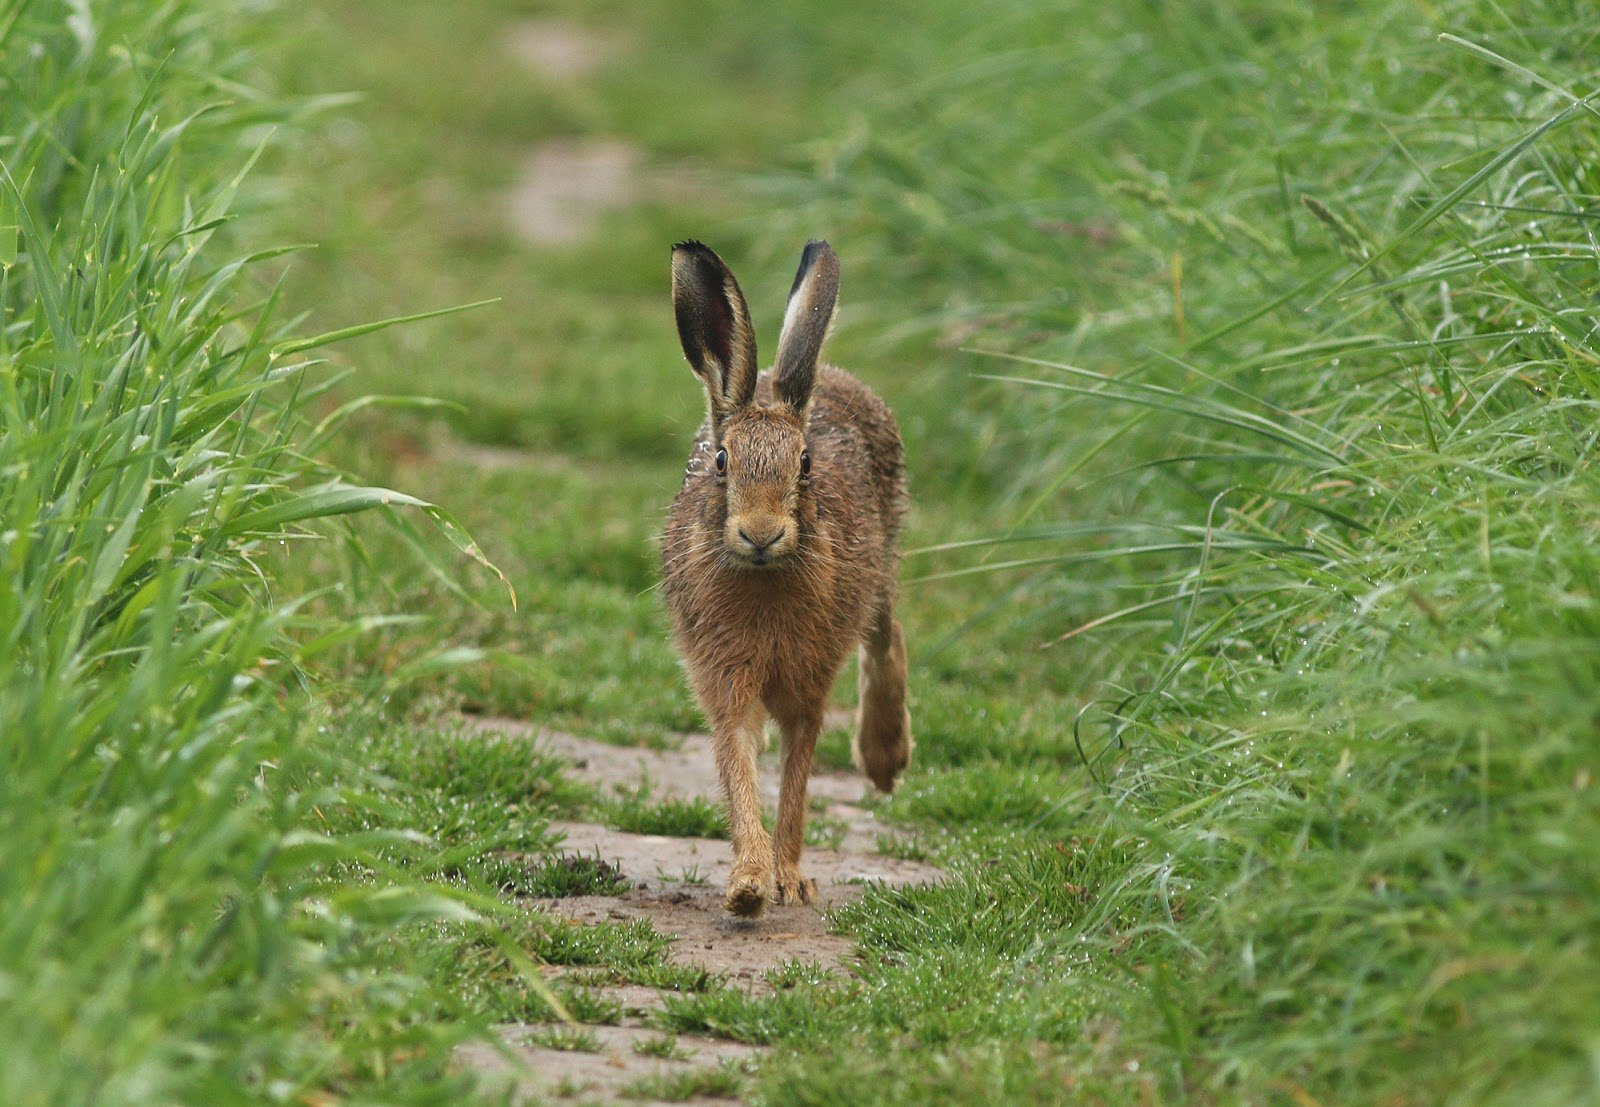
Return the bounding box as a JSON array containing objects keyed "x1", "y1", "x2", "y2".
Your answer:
[{"x1": 661, "y1": 241, "x2": 911, "y2": 917}]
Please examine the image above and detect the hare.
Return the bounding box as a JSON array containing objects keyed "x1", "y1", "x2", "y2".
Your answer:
[{"x1": 660, "y1": 240, "x2": 912, "y2": 918}]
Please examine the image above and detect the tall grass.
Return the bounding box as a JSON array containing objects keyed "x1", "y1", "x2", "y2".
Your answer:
[
  {"x1": 0, "y1": 4, "x2": 492, "y2": 1102},
  {"x1": 776, "y1": 0, "x2": 1600, "y2": 1100}
]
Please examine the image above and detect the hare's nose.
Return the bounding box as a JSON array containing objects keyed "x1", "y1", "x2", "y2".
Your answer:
[{"x1": 737, "y1": 524, "x2": 788, "y2": 553}]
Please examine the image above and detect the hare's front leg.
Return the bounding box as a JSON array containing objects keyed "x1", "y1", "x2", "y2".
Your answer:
[
  {"x1": 769, "y1": 697, "x2": 822, "y2": 906},
  {"x1": 855, "y1": 604, "x2": 913, "y2": 793},
  {"x1": 711, "y1": 700, "x2": 774, "y2": 917}
]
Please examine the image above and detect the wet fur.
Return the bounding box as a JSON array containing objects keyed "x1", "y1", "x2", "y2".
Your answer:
[{"x1": 661, "y1": 242, "x2": 912, "y2": 917}]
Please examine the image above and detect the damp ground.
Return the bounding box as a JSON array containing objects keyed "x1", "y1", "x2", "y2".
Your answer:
[{"x1": 457, "y1": 719, "x2": 942, "y2": 1104}]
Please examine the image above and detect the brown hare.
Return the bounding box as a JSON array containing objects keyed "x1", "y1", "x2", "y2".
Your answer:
[{"x1": 660, "y1": 240, "x2": 912, "y2": 918}]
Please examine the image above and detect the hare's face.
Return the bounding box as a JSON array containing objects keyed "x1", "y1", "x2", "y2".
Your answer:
[
  {"x1": 717, "y1": 407, "x2": 810, "y2": 568},
  {"x1": 671, "y1": 239, "x2": 838, "y2": 570}
]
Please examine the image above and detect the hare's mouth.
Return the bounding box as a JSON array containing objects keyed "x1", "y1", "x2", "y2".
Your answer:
[
  {"x1": 737, "y1": 549, "x2": 786, "y2": 569},
  {"x1": 731, "y1": 543, "x2": 790, "y2": 569}
]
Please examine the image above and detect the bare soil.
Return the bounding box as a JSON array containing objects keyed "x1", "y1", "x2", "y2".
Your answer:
[
  {"x1": 502, "y1": 20, "x2": 718, "y2": 249},
  {"x1": 507, "y1": 138, "x2": 643, "y2": 248},
  {"x1": 458, "y1": 718, "x2": 942, "y2": 1102},
  {"x1": 458, "y1": 1023, "x2": 759, "y2": 1106},
  {"x1": 505, "y1": 19, "x2": 614, "y2": 83}
]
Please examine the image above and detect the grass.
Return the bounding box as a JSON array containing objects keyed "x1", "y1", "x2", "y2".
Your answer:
[
  {"x1": 765, "y1": 1, "x2": 1600, "y2": 1102},
  {"x1": 504, "y1": 853, "x2": 633, "y2": 898},
  {"x1": 633, "y1": 1033, "x2": 693, "y2": 1060},
  {"x1": 0, "y1": 3, "x2": 528, "y2": 1103},
  {"x1": 12, "y1": 0, "x2": 1598, "y2": 1103},
  {"x1": 618, "y1": 1061, "x2": 748, "y2": 1101},
  {"x1": 255, "y1": 0, "x2": 1600, "y2": 1102},
  {"x1": 600, "y1": 784, "x2": 730, "y2": 839},
  {"x1": 524, "y1": 1025, "x2": 604, "y2": 1053},
  {"x1": 802, "y1": 813, "x2": 850, "y2": 850},
  {"x1": 764, "y1": 960, "x2": 838, "y2": 991}
]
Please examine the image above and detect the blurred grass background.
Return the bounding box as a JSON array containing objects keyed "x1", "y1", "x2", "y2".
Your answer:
[{"x1": 5, "y1": 0, "x2": 1599, "y2": 1102}]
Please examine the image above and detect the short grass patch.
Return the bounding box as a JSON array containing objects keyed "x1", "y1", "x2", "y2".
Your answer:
[
  {"x1": 801, "y1": 814, "x2": 850, "y2": 850},
  {"x1": 763, "y1": 960, "x2": 837, "y2": 991},
  {"x1": 600, "y1": 785, "x2": 729, "y2": 839},
  {"x1": 654, "y1": 987, "x2": 808, "y2": 1046},
  {"x1": 530, "y1": 916, "x2": 674, "y2": 972},
  {"x1": 500, "y1": 853, "x2": 633, "y2": 899},
  {"x1": 632, "y1": 1033, "x2": 693, "y2": 1061},
  {"x1": 524, "y1": 1026, "x2": 604, "y2": 1053},
  {"x1": 618, "y1": 1062, "x2": 748, "y2": 1102}
]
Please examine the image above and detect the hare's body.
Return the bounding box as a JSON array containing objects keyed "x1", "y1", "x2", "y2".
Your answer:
[
  {"x1": 660, "y1": 242, "x2": 912, "y2": 917},
  {"x1": 663, "y1": 368, "x2": 904, "y2": 680}
]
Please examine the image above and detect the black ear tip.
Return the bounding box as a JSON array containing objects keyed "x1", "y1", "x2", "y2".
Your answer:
[
  {"x1": 789, "y1": 240, "x2": 841, "y2": 299},
  {"x1": 801, "y1": 239, "x2": 835, "y2": 262},
  {"x1": 673, "y1": 239, "x2": 715, "y2": 258}
]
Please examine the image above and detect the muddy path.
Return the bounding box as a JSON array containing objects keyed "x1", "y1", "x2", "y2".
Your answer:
[
  {"x1": 501, "y1": 17, "x2": 710, "y2": 248},
  {"x1": 461, "y1": 20, "x2": 936, "y2": 1103},
  {"x1": 460, "y1": 718, "x2": 942, "y2": 1103}
]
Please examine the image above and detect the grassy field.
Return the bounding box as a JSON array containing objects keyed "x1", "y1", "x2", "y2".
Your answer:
[
  {"x1": 7, "y1": 0, "x2": 1599, "y2": 1102},
  {"x1": 0, "y1": 3, "x2": 507, "y2": 1102}
]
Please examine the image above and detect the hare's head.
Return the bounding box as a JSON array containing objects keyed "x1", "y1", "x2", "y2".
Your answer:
[{"x1": 671, "y1": 240, "x2": 839, "y2": 568}]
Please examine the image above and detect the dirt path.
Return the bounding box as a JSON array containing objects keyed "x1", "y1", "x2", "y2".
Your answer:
[
  {"x1": 496, "y1": 722, "x2": 940, "y2": 981},
  {"x1": 456, "y1": 1022, "x2": 760, "y2": 1107},
  {"x1": 463, "y1": 20, "x2": 933, "y2": 1103},
  {"x1": 501, "y1": 18, "x2": 711, "y2": 248},
  {"x1": 460, "y1": 718, "x2": 941, "y2": 1103}
]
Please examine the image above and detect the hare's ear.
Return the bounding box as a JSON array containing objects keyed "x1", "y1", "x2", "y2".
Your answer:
[
  {"x1": 672, "y1": 241, "x2": 758, "y2": 434},
  {"x1": 773, "y1": 239, "x2": 839, "y2": 420}
]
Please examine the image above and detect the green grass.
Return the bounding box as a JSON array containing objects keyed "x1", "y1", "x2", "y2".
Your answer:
[
  {"x1": 632, "y1": 1033, "x2": 693, "y2": 1060},
  {"x1": 0, "y1": 3, "x2": 517, "y2": 1103},
  {"x1": 762, "y1": 0, "x2": 1600, "y2": 1102},
  {"x1": 523, "y1": 1025, "x2": 603, "y2": 1053},
  {"x1": 502, "y1": 853, "x2": 633, "y2": 898},
  {"x1": 12, "y1": 0, "x2": 1595, "y2": 1103},
  {"x1": 619, "y1": 1061, "x2": 749, "y2": 1101},
  {"x1": 253, "y1": 0, "x2": 1600, "y2": 1100},
  {"x1": 764, "y1": 960, "x2": 838, "y2": 991},
  {"x1": 600, "y1": 784, "x2": 730, "y2": 839}
]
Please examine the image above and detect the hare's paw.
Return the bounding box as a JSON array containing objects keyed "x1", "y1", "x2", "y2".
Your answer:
[
  {"x1": 854, "y1": 706, "x2": 913, "y2": 794},
  {"x1": 775, "y1": 869, "x2": 818, "y2": 906},
  {"x1": 725, "y1": 859, "x2": 775, "y2": 918}
]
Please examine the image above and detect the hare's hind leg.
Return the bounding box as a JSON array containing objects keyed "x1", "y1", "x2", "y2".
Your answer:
[
  {"x1": 855, "y1": 604, "x2": 912, "y2": 793},
  {"x1": 708, "y1": 696, "x2": 775, "y2": 917},
  {"x1": 767, "y1": 693, "x2": 823, "y2": 906}
]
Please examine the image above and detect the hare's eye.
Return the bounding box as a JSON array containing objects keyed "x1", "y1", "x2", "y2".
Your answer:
[
  {"x1": 799, "y1": 450, "x2": 811, "y2": 477},
  {"x1": 714, "y1": 448, "x2": 727, "y2": 474}
]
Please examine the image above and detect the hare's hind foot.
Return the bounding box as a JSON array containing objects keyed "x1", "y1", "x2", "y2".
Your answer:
[
  {"x1": 775, "y1": 869, "x2": 818, "y2": 906},
  {"x1": 854, "y1": 706, "x2": 912, "y2": 793},
  {"x1": 855, "y1": 613, "x2": 913, "y2": 793},
  {"x1": 725, "y1": 859, "x2": 775, "y2": 918}
]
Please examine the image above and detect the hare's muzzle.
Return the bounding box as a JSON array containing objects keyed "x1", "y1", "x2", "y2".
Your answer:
[{"x1": 726, "y1": 518, "x2": 794, "y2": 567}]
